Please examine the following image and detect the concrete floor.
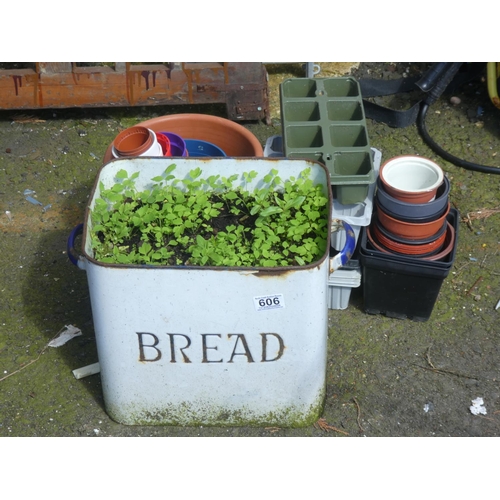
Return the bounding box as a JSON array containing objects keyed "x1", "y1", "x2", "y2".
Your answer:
[{"x1": 0, "y1": 63, "x2": 499, "y2": 439}]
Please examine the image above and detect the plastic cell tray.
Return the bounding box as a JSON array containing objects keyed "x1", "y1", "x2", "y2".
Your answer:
[
  {"x1": 263, "y1": 138, "x2": 381, "y2": 253},
  {"x1": 280, "y1": 77, "x2": 375, "y2": 204},
  {"x1": 331, "y1": 148, "x2": 381, "y2": 251}
]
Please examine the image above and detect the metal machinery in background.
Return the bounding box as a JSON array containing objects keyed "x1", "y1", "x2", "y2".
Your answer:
[{"x1": 0, "y1": 62, "x2": 270, "y2": 123}]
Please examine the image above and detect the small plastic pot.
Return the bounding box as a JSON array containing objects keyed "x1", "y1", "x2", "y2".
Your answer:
[
  {"x1": 366, "y1": 224, "x2": 396, "y2": 255},
  {"x1": 374, "y1": 213, "x2": 448, "y2": 246},
  {"x1": 155, "y1": 132, "x2": 171, "y2": 156},
  {"x1": 112, "y1": 126, "x2": 161, "y2": 157},
  {"x1": 158, "y1": 132, "x2": 188, "y2": 156},
  {"x1": 367, "y1": 223, "x2": 446, "y2": 259},
  {"x1": 375, "y1": 195, "x2": 449, "y2": 224},
  {"x1": 375, "y1": 199, "x2": 450, "y2": 240},
  {"x1": 376, "y1": 175, "x2": 450, "y2": 220},
  {"x1": 185, "y1": 139, "x2": 226, "y2": 157},
  {"x1": 379, "y1": 155, "x2": 444, "y2": 203},
  {"x1": 424, "y1": 222, "x2": 456, "y2": 261},
  {"x1": 371, "y1": 218, "x2": 447, "y2": 256}
]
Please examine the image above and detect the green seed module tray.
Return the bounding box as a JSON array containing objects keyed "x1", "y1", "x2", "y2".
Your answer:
[{"x1": 280, "y1": 77, "x2": 375, "y2": 204}]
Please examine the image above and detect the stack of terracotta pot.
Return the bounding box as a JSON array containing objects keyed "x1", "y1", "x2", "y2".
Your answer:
[
  {"x1": 110, "y1": 124, "x2": 236, "y2": 159},
  {"x1": 367, "y1": 156, "x2": 455, "y2": 261},
  {"x1": 111, "y1": 126, "x2": 191, "y2": 158}
]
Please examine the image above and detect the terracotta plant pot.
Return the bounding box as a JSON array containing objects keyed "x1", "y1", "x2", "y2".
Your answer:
[
  {"x1": 366, "y1": 224, "x2": 392, "y2": 255},
  {"x1": 375, "y1": 195, "x2": 449, "y2": 224},
  {"x1": 371, "y1": 218, "x2": 447, "y2": 256},
  {"x1": 367, "y1": 221, "x2": 454, "y2": 261},
  {"x1": 103, "y1": 114, "x2": 263, "y2": 163},
  {"x1": 374, "y1": 213, "x2": 448, "y2": 245},
  {"x1": 112, "y1": 126, "x2": 160, "y2": 158},
  {"x1": 379, "y1": 155, "x2": 444, "y2": 204},
  {"x1": 424, "y1": 222, "x2": 456, "y2": 261},
  {"x1": 375, "y1": 199, "x2": 450, "y2": 240}
]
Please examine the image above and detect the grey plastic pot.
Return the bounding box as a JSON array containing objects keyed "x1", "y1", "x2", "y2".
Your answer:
[{"x1": 375, "y1": 175, "x2": 450, "y2": 220}]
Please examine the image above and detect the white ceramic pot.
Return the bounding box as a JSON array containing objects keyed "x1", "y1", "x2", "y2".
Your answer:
[{"x1": 379, "y1": 155, "x2": 444, "y2": 203}]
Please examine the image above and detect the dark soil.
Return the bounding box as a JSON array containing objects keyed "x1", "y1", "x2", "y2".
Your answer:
[{"x1": 95, "y1": 192, "x2": 296, "y2": 266}]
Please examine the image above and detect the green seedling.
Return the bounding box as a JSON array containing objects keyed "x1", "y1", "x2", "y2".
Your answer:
[{"x1": 90, "y1": 164, "x2": 329, "y2": 267}]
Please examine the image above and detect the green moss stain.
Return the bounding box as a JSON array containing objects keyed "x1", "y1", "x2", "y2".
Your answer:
[{"x1": 104, "y1": 386, "x2": 326, "y2": 428}]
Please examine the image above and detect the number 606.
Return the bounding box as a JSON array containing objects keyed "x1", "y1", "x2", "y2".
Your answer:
[{"x1": 259, "y1": 297, "x2": 280, "y2": 307}]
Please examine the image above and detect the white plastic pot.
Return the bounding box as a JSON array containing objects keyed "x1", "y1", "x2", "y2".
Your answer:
[
  {"x1": 379, "y1": 155, "x2": 444, "y2": 203},
  {"x1": 111, "y1": 127, "x2": 162, "y2": 158}
]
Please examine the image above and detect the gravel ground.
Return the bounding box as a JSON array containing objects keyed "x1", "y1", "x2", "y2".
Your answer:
[{"x1": 1, "y1": 63, "x2": 499, "y2": 443}]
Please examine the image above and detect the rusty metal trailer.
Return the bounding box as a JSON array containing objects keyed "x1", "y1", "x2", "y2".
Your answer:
[{"x1": 0, "y1": 62, "x2": 270, "y2": 123}]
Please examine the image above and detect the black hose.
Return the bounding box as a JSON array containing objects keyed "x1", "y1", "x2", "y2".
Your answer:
[
  {"x1": 415, "y1": 62, "x2": 500, "y2": 175},
  {"x1": 417, "y1": 102, "x2": 500, "y2": 175},
  {"x1": 416, "y1": 63, "x2": 451, "y2": 92},
  {"x1": 424, "y1": 63, "x2": 463, "y2": 106}
]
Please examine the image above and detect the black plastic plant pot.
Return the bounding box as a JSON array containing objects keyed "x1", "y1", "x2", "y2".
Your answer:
[
  {"x1": 362, "y1": 209, "x2": 458, "y2": 269},
  {"x1": 359, "y1": 209, "x2": 459, "y2": 321}
]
